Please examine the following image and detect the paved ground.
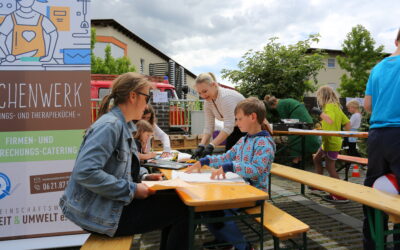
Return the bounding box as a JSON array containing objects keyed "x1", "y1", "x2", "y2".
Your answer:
[{"x1": 56, "y1": 163, "x2": 397, "y2": 250}]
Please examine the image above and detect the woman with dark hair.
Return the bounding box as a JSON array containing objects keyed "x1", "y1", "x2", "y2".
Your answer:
[{"x1": 264, "y1": 95, "x2": 320, "y2": 167}]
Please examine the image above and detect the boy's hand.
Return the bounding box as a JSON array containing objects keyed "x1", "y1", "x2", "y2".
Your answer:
[
  {"x1": 145, "y1": 173, "x2": 164, "y2": 181},
  {"x1": 210, "y1": 167, "x2": 226, "y2": 180},
  {"x1": 185, "y1": 161, "x2": 201, "y2": 173}
]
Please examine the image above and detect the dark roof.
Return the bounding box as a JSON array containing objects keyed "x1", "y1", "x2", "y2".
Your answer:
[
  {"x1": 91, "y1": 19, "x2": 197, "y2": 79},
  {"x1": 307, "y1": 48, "x2": 345, "y2": 55},
  {"x1": 307, "y1": 48, "x2": 391, "y2": 57}
]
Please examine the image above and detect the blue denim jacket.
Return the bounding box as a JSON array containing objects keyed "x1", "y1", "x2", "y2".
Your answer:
[{"x1": 60, "y1": 106, "x2": 145, "y2": 236}]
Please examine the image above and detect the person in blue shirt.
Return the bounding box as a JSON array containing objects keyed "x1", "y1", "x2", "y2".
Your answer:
[
  {"x1": 60, "y1": 72, "x2": 188, "y2": 250},
  {"x1": 186, "y1": 97, "x2": 275, "y2": 250},
  {"x1": 363, "y1": 29, "x2": 400, "y2": 250}
]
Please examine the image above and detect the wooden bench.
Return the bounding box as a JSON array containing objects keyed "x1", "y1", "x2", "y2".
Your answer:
[
  {"x1": 336, "y1": 154, "x2": 368, "y2": 180},
  {"x1": 312, "y1": 153, "x2": 368, "y2": 180},
  {"x1": 271, "y1": 163, "x2": 400, "y2": 250},
  {"x1": 246, "y1": 202, "x2": 309, "y2": 250},
  {"x1": 81, "y1": 234, "x2": 134, "y2": 250}
]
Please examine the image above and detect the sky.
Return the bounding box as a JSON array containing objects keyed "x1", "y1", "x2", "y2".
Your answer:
[{"x1": 92, "y1": 0, "x2": 399, "y2": 86}]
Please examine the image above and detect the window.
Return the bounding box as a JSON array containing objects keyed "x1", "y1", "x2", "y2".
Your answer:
[
  {"x1": 140, "y1": 59, "x2": 145, "y2": 74},
  {"x1": 327, "y1": 58, "x2": 335, "y2": 68}
]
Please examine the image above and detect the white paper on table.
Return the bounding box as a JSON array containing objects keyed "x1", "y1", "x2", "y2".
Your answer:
[
  {"x1": 171, "y1": 170, "x2": 245, "y2": 183},
  {"x1": 142, "y1": 178, "x2": 194, "y2": 190},
  {"x1": 177, "y1": 152, "x2": 192, "y2": 161},
  {"x1": 288, "y1": 128, "x2": 364, "y2": 136},
  {"x1": 155, "y1": 150, "x2": 192, "y2": 161}
]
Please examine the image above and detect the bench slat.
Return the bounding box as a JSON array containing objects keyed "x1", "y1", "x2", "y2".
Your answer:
[
  {"x1": 81, "y1": 234, "x2": 133, "y2": 250},
  {"x1": 337, "y1": 155, "x2": 368, "y2": 165},
  {"x1": 246, "y1": 203, "x2": 309, "y2": 238},
  {"x1": 271, "y1": 163, "x2": 400, "y2": 217},
  {"x1": 312, "y1": 153, "x2": 368, "y2": 166}
]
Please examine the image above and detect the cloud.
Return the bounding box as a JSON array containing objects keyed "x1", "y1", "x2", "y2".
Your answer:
[{"x1": 92, "y1": 0, "x2": 399, "y2": 86}]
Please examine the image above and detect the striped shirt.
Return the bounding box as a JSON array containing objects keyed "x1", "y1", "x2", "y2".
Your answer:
[{"x1": 203, "y1": 87, "x2": 245, "y2": 135}]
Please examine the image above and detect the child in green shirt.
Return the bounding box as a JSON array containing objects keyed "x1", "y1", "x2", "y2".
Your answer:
[{"x1": 312, "y1": 86, "x2": 350, "y2": 203}]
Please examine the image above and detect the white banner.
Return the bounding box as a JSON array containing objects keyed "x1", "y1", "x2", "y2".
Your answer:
[{"x1": 0, "y1": 0, "x2": 90, "y2": 240}]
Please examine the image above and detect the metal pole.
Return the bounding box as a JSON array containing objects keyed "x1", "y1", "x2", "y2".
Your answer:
[
  {"x1": 374, "y1": 209, "x2": 385, "y2": 250},
  {"x1": 301, "y1": 135, "x2": 306, "y2": 195}
]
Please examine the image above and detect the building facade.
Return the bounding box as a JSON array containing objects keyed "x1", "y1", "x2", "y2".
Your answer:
[
  {"x1": 314, "y1": 49, "x2": 349, "y2": 92},
  {"x1": 91, "y1": 19, "x2": 199, "y2": 99}
]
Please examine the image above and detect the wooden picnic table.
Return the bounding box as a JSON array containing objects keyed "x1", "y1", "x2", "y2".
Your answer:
[
  {"x1": 272, "y1": 129, "x2": 369, "y2": 195},
  {"x1": 273, "y1": 129, "x2": 368, "y2": 138},
  {"x1": 271, "y1": 163, "x2": 400, "y2": 250},
  {"x1": 158, "y1": 168, "x2": 268, "y2": 249}
]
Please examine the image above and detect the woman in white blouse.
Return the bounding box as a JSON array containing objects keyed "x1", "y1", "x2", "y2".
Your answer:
[
  {"x1": 142, "y1": 105, "x2": 171, "y2": 157},
  {"x1": 192, "y1": 72, "x2": 246, "y2": 158}
]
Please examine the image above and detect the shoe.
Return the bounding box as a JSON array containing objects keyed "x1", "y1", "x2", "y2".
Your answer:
[
  {"x1": 309, "y1": 186, "x2": 326, "y2": 196},
  {"x1": 322, "y1": 194, "x2": 349, "y2": 203},
  {"x1": 203, "y1": 239, "x2": 233, "y2": 250}
]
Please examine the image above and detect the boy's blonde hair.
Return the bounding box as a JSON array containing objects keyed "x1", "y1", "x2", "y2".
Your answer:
[
  {"x1": 134, "y1": 120, "x2": 153, "y2": 139},
  {"x1": 346, "y1": 99, "x2": 360, "y2": 110},
  {"x1": 316, "y1": 85, "x2": 340, "y2": 108},
  {"x1": 235, "y1": 97, "x2": 273, "y2": 134},
  {"x1": 235, "y1": 97, "x2": 266, "y2": 124}
]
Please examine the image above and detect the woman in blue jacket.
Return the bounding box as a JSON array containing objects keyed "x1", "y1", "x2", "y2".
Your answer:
[{"x1": 60, "y1": 72, "x2": 188, "y2": 250}]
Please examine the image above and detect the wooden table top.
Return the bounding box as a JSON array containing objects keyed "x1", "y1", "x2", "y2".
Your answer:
[
  {"x1": 273, "y1": 129, "x2": 368, "y2": 138},
  {"x1": 159, "y1": 168, "x2": 268, "y2": 211},
  {"x1": 153, "y1": 145, "x2": 225, "y2": 151},
  {"x1": 271, "y1": 163, "x2": 400, "y2": 216}
]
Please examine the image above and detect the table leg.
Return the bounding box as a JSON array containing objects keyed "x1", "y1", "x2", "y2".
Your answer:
[
  {"x1": 268, "y1": 173, "x2": 273, "y2": 201},
  {"x1": 303, "y1": 232, "x2": 308, "y2": 250},
  {"x1": 260, "y1": 201, "x2": 264, "y2": 250},
  {"x1": 188, "y1": 206, "x2": 195, "y2": 250},
  {"x1": 300, "y1": 135, "x2": 306, "y2": 195}
]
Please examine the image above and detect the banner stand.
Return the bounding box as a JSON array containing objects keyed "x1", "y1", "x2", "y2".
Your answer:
[{"x1": 0, "y1": 234, "x2": 89, "y2": 250}]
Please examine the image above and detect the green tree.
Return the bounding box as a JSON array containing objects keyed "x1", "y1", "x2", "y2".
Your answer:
[
  {"x1": 221, "y1": 34, "x2": 325, "y2": 100},
  {"x1": 337, "y1": 25, "x2": 384, "y2": 97},
  {"x1": 91, "y1": 28, "x2": 136, "y2": 74}
]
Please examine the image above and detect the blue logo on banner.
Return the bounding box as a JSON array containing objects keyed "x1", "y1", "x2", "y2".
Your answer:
[{"x1": 0, "y1": 173, "x2": 11, "y2": 199}]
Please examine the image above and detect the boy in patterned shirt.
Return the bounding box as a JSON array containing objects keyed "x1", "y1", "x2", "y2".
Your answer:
[{"x1": 186, "y1": 97, "x2": 275, "y2": 250}]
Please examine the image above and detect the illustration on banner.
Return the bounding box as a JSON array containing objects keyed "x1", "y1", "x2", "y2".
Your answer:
[
  {"x1": 0, "y1": 0, "x2": 90, "y2": 70},
  {"x1": 0, "y1": 172, "x2": 11, "y2": 200}
]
